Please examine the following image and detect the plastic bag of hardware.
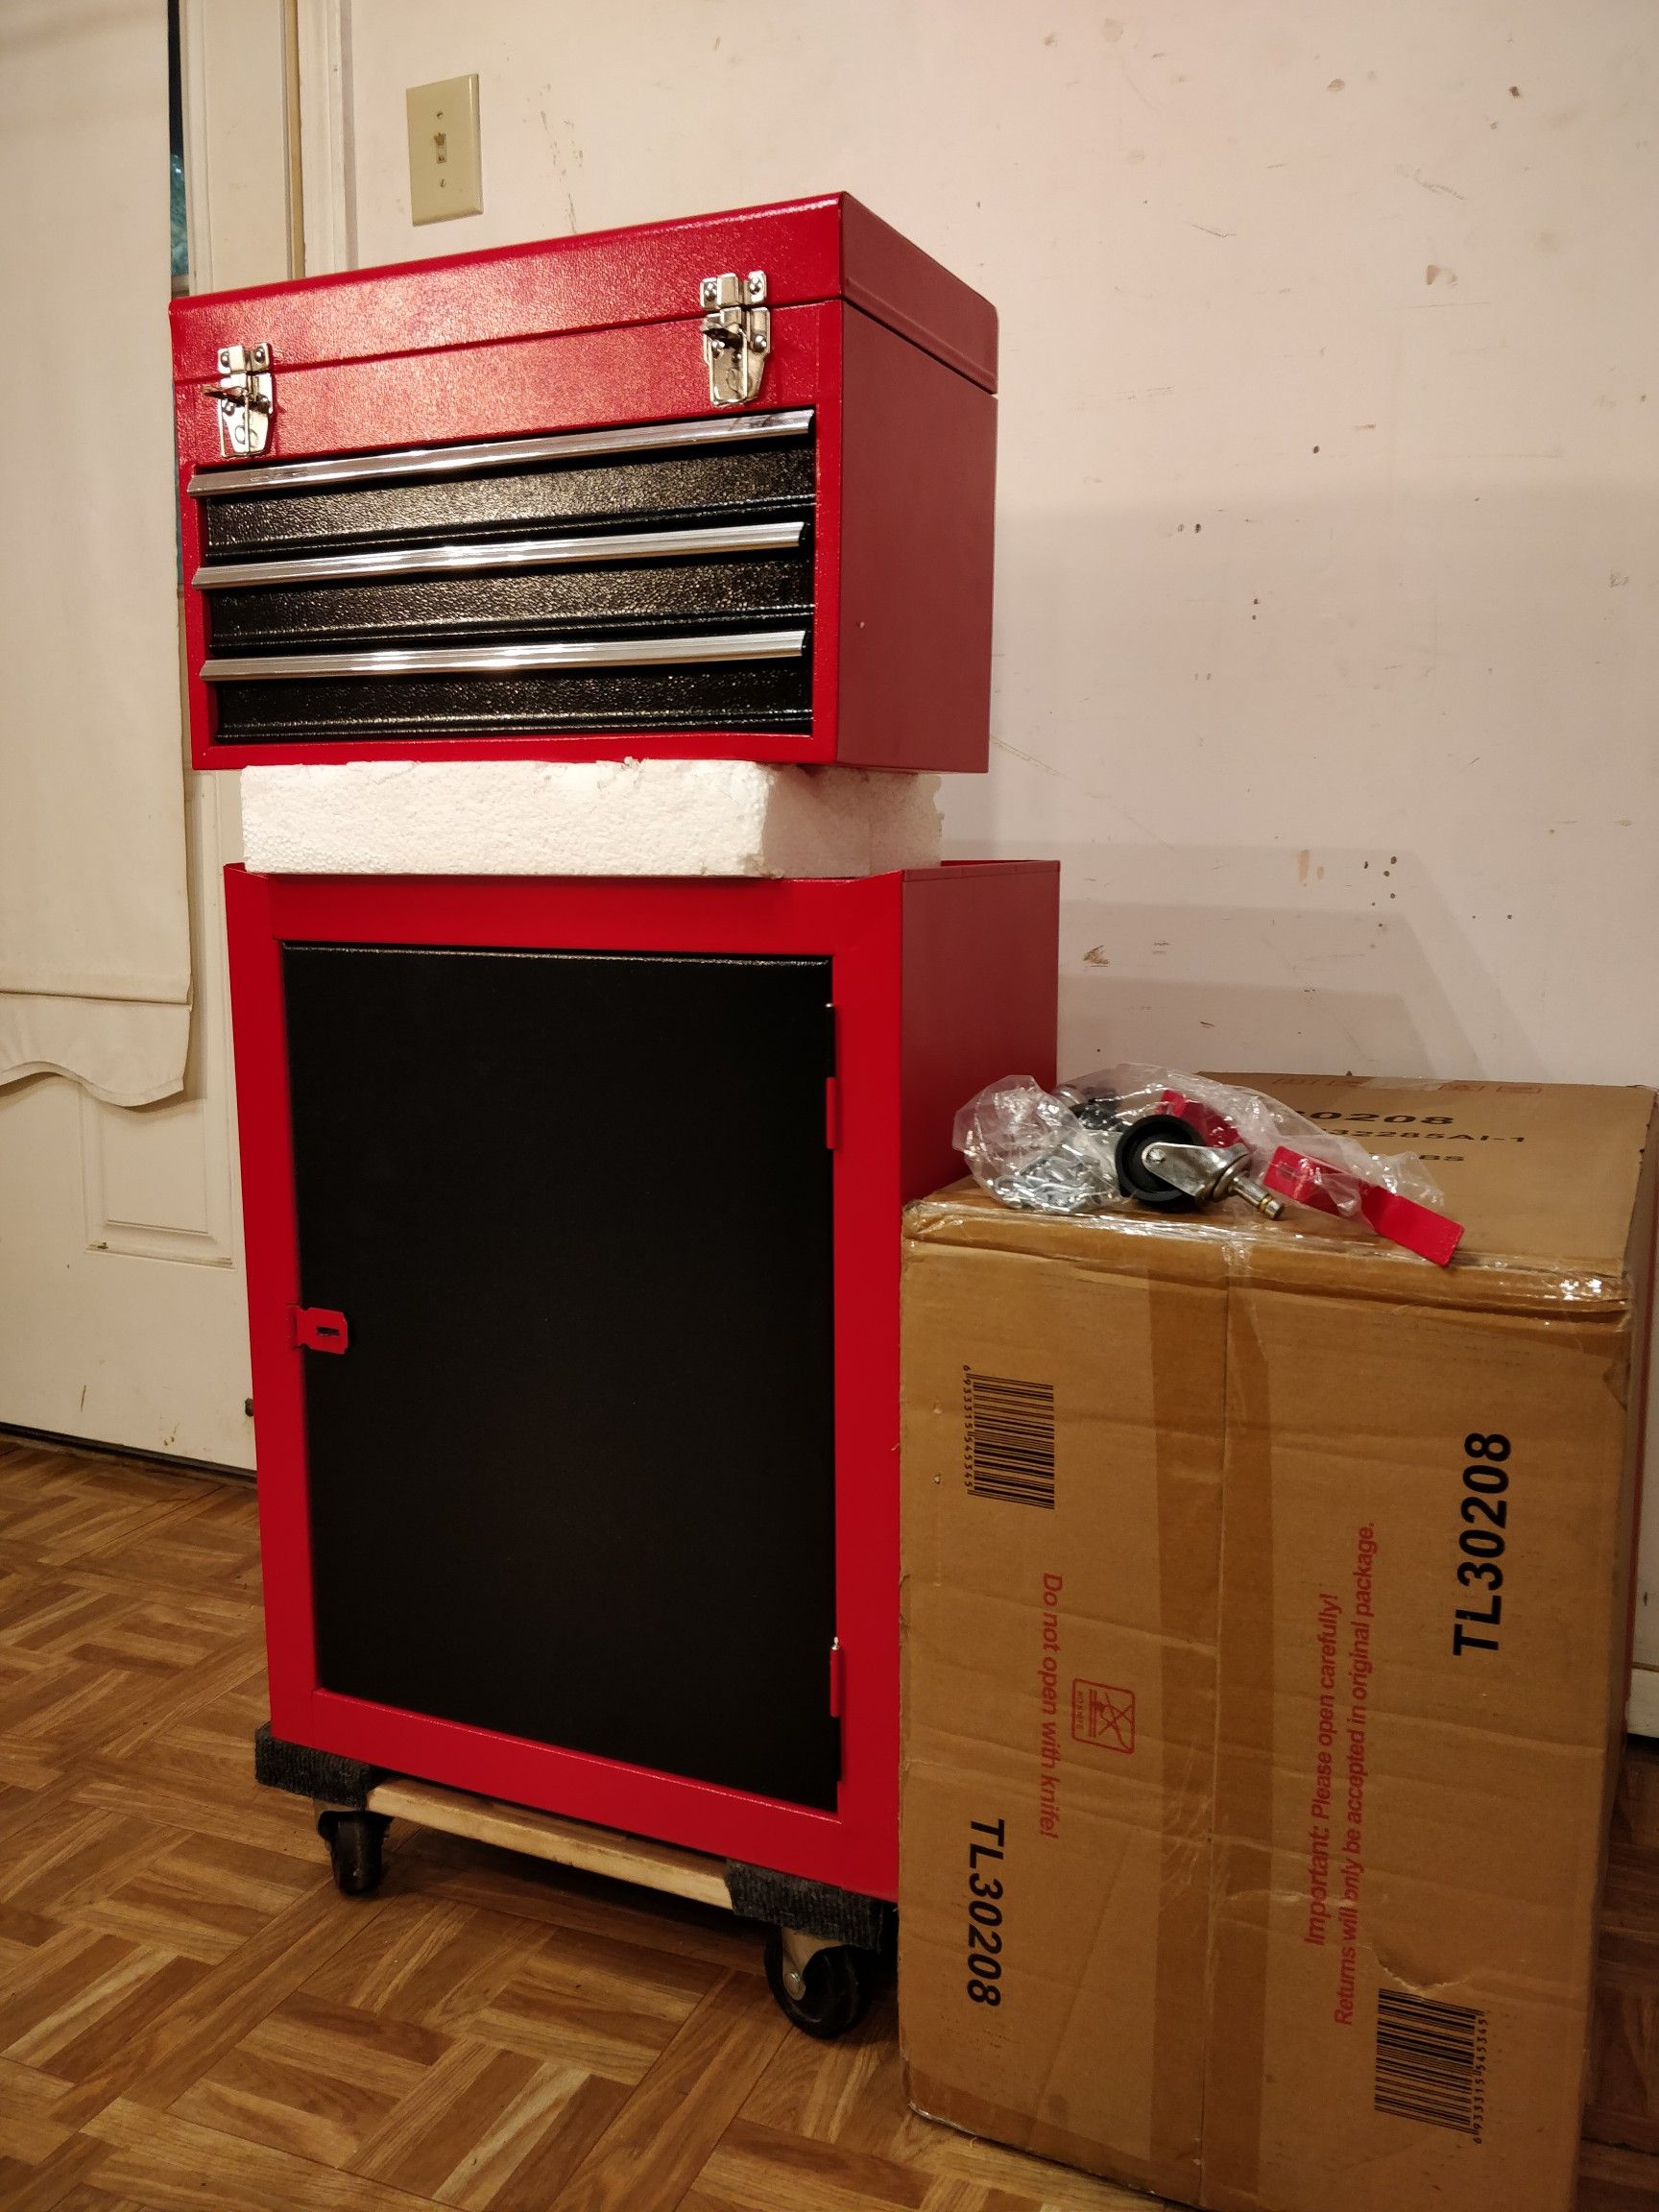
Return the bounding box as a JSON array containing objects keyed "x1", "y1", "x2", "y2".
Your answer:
[
  {"x1": 953, "y1": 1065, "x2": 1463, "y2": 1264},
  {"x1": 1066, "y1": 1065, "x2": 1443, "y2": 1202},
  {"x1": 950, "y1": 1075, "x2": 1118, "y2": 1215}
]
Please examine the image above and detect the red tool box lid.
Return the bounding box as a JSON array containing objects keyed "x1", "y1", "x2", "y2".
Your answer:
[{"x1": 170, "y1": 192, "x2": 998, "y2": 396}]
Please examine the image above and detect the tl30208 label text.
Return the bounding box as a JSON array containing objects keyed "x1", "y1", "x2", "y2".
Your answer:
[
  {"x1": 1452, "y1": 1432, "x2": 1511, "y2": 1656},
  {"x1": 965, "y1": 1817, "x2": 1006, "y2": 2006}
]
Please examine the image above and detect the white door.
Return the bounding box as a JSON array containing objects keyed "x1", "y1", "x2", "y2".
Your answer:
[{"x1": 0, "y1": 2, "x2": 296, "y2": 1470}]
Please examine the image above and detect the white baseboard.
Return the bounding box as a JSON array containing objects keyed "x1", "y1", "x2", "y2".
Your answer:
[{"x1": 1627, "y1": 1663, "x2": 1659, "y2": 1741}]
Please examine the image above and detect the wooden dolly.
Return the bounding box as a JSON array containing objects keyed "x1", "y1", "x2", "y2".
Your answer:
[{"x1": 309, "y1": 1773, "x2": 887, "y2": 2039}]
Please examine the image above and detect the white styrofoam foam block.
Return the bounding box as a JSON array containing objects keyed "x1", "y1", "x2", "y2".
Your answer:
[{"x1": 238, "y1": 759, "x2": 942, "y2": 878}]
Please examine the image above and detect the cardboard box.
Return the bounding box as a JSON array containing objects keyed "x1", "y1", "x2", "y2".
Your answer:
[{"x1": 900, "y1": 1076, "x2": 1657, "y2": 2212}]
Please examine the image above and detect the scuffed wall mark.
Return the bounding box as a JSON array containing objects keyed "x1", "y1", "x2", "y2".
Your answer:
[
  {"x1": 1082, "y1": 946, "x2": 1112, "y2": 967},
  {"x1": 1255, "y1": 928, "x2": 1373, "y2": 1058},
  {"x1": 1407, "y1": 168, "x2": 1466, "y2": 199},
  {"x1": 991, "y1": 734, "x2": 1070, "y2": 781},
  {"x1": 538, "y1": 108, "x2": 581, "y2": 233},
  {"x1": 1190, "y1": 222, "x2": 1236, "y2": 239},
  {"x1": 1328, "y1": 78, "x2": 1346, "y2": 92},
  {"x1": 1100, "y1": 16, "x2": 1125, "y2": 41},
  {"x1": 1612, "y1": 573, "x2": 1630, "y2": 588},
  {"x1": 1297, "y1": 849, "x2": 1310, "y2": 885},
  {"x1": 996, "y1": 737, "x2": 1177, "y2": 851},
  {"x1": 1116, "y1": 55, "x2": 1161, "y2": 111},
  {"x1": 1425, "y1": 264, "x2": 1458, "y2": 287},
  {"x1": 1510, "y1": 83, "x2": 1524, "y2": 97}
]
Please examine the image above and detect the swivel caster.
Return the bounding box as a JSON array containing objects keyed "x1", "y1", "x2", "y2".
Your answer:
[
  {"x1": 762, "y1": 1924, "x2": 874, "y2": 2038},
  {"x1": 317, "y1": 1809, "x2": 389, "y2": 1896},
  {"x1": 1115, "y1": 1113, "x2": 1284, "y2": 1218},
  {"x1": 1114, "y1": 1112, "x2": 1207, "y2": 1211},
  {"x1": 1063, "y1": 1087, "x2": 1131, "y2": 1140}
]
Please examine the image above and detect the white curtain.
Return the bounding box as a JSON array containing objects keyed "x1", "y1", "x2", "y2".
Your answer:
[{"x1": 0, "y1": 0, "x2": 191, "y2": 1106}]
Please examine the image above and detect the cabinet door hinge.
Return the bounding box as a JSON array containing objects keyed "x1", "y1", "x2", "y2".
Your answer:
[
  {"x1": 823, "y1": 1002, "x2": 839, "y2": 1148},
  {"x1": 829, "y1": 1638, "x2": 845, "y2": 1719},
  {"x1": 291, "y1": 1306, "x2": 349, "y2": 1354}
]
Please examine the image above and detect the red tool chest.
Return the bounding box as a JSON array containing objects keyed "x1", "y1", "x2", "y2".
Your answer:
[
  {"x1": 171, "y1": 195, "x2": 997, "y2": 773},
  {"x1": 227, "y1": 861, "x2": 1057, "y2": 1905}
]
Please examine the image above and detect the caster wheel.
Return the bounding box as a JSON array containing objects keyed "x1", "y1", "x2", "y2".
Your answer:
[
  {"x1": 762, "y1": 1927, "x2": 872, "y2": 2039},
  {"x1": 1070, "y1": 1090, "x2": 1129, "y2": 1139},
  {"x1": 1114, "y1": 1112, "x2": 1204, "y2": 1212},
  {"x1": 317, "y1": 1810, "x2": 389, "y2": 1896}
]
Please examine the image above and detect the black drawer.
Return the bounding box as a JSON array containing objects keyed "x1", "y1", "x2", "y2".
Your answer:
[
  {"x1": 204, "y1": 548, "x2": 811, "y2": 655},
  {"x1": 200, "y1": 438, "x2": 814, "y2": 560},
  {"x1": 213, "y1": 657, "x2": 811, "y2": 742}
]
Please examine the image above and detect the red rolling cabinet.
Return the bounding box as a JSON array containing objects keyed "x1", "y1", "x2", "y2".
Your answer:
[
  {"x1": 172, "y1": 195, "x2": 997, "y2": 772},
  {"x1": 228, "y1": 862, "x2": 1057, "y2": 1911}
]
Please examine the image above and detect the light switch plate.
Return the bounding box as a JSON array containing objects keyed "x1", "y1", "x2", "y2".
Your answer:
[{"x1": 406, "y1": 75, "x2": 482, "y2": 226}]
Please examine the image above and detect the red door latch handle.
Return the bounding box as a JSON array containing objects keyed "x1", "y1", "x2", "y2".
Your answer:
[{"x1": 291, "y1": 1306, "x2": 349, "y2": 1354}]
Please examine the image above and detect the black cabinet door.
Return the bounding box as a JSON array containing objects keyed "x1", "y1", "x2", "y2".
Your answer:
[{"x1": 281, "y1": 942, "x2": 838, "y2": 1810}]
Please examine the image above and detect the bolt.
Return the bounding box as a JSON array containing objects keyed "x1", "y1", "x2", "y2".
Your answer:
[{"x1": 1232, "y1": 1173, "x2": 1284, "y2": 1219}]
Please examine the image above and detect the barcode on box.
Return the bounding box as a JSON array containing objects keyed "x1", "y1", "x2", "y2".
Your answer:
[
  {"x1": 962, "y1": 1369, "x2": 1055, "y2": 1509},
  {"x1": 1374, "y1": 1989, "x2": 1487, "y2": 2141}
]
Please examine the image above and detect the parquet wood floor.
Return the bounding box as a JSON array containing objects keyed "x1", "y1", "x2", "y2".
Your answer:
[{"x1": 0, "y1": 1431, "x2": 1655, "y2": 2211}]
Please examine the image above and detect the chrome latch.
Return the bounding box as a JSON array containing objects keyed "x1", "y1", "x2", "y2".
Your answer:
[
  {"x1": 203, "y1": 342, "x2": 274, "y2": 458},
  {"x1": 699, "y1": 272, "x2": 770, "y2": 407}
]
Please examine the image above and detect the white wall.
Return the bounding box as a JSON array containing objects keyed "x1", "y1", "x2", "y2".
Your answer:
[
  {"x1": 341, "y1": 0, "x2": 1658, "y2": 1086},
  {"x1": 333, "y1": 1, "x2": 1659, "y2": 1680}
]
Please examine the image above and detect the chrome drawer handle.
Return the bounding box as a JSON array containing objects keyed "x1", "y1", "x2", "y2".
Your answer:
[
  {"x1": 192, "y1": 519, "x2": 805, "y2": 592},
  {"x1": 187, "y1": 410, "x2": 814, "y2": 498},
  {"x1": 200, "y1": 629, "x2": 808, "y2": 682}
]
